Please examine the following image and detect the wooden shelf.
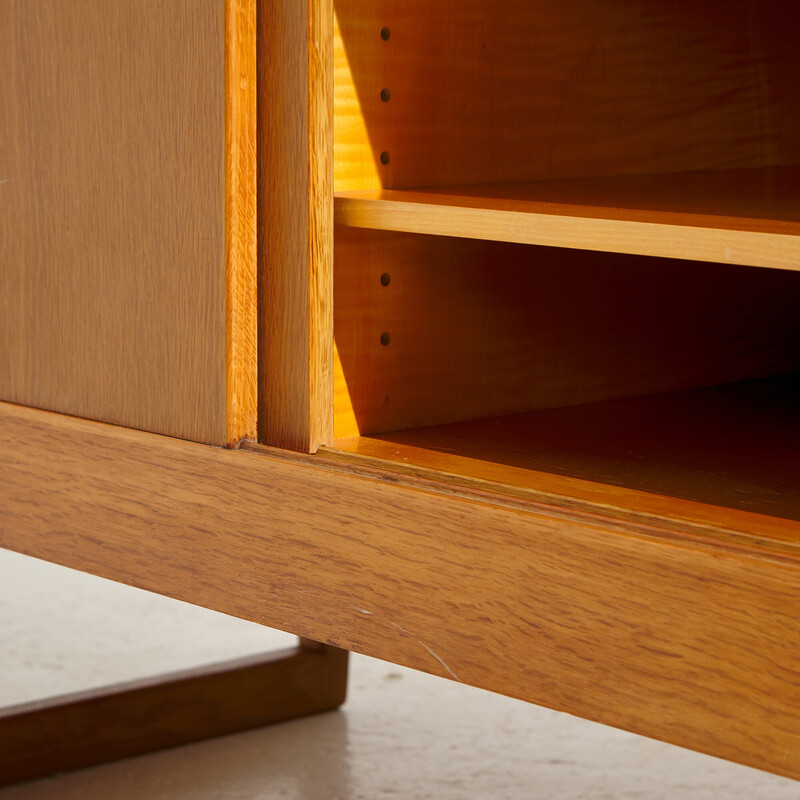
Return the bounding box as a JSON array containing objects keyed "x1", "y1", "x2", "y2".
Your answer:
[
  {"x1": 335, "y1": 166, "x2": 800, "y2": 271},
  {"x1": 330, "y1": 373, "x2": 800, "y2": 526}
]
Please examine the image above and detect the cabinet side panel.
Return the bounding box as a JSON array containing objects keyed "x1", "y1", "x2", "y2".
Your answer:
[
  {"x1": 259, "y1": 0, "x2": 333, "y2": 452},
  {"x1": 0, "y1": 0, "x2": 230, "y2": 444}
]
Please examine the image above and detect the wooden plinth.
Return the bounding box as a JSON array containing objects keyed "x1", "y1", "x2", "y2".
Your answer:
[{"x1": 0, "y1": 641, "x2": 348, "y2": 788}]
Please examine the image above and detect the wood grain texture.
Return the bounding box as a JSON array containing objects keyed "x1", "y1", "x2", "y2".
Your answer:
[
  {"x1": 335, "y1": 167, "x2": 800, "y2": 271},
  {"x1": 2, "y1": 401, "x2": 800, "y2": 780},
  {"x1": 0, "y1": 644, "x2": 348, "y2": 788},
  {"x1": 260, "y1": 0, "x2": 333, "y2": 452},
  {"x1": 316, "y1": 438, "x2": 800, "y2": 564},
  {"x1": 332, "y1": 373, "x2": 800, "y2": 523},
  {"x1": 0, "y1": 0, "x2": 256, "y2": 446},
  {"x1": 334, "y1": 228, "x2": 800, "y2": 437},
  {"x1": 334, "y1": 0, "x2": 800, "y2": 190},
  {"x1": 225, "y1": 0, "x2": 258, "y2": 444}
]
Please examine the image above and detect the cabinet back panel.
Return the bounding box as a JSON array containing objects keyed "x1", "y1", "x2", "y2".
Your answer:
[
  {"x1": 334, "y1": 228, "x2": 800, "y2": 438},
  {"x1": 334, "y1": 0, "x2": 800, "y2": 190}
]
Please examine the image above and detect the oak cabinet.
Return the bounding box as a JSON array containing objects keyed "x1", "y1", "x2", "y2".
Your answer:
[{"x1": 2, "y1": 0, "x2": 800, "y2": 784}]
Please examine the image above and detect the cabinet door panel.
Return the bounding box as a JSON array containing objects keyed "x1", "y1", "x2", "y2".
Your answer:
[
  {"x1": 259, "y1": 0, "x2": 333, "y2": 453},
  {"x1": 0, "y1": 0, "x2": 256, "y2": 445}
]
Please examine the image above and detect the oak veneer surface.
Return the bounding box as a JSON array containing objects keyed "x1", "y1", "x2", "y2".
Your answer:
[
  {"x1": 332, "y1": 374, "x2": 800, "y2": 523},
  {"x1": 334, "y1": 0, "x2": 800, "y2": 190},
  {"x1": 0, "y1": 0, "x2": 257, "y2": 446},
  {"x1": 260, "y1": 0, "x2": 333, "y2": 452},
  {"x1": 335, "y1": 167, "x2": 800, "y2": 271},
  {"x1": 334, "y1": 228, "x2": 800, "y2": 437},
  {"x1": 2, "y1": 401, "x2": 800, "y2": 780}
]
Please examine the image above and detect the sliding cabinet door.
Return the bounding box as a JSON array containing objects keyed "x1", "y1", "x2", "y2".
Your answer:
[{"x1": 0, "y1": 0, "x2": 256, "y2": 445}]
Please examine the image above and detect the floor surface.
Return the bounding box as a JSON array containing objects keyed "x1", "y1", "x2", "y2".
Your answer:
[{"x1": 0, "y1": 549, "x2": 797, "y2": 799}]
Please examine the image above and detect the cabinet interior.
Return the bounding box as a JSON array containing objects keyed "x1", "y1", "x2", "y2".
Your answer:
[{"x1": 330, "y1": 0, "x2": 800, "y2": 518}]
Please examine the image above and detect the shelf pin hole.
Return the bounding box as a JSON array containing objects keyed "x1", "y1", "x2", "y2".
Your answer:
[
  {"x1": 380, "y1": 332, "x2": 391, "y2": 346},
  {"x1": 380, "y1": 151, "x2": 390, "y2": 165},
  {"x1": 380, "y1": 273, "x2": 391, "y2": 286},
  {"x1": 380, "y1": 27, "x2": 391, "y2": 40},
  {"x1": 381, "y1": 88, "x2": 391, "y2": 102}
]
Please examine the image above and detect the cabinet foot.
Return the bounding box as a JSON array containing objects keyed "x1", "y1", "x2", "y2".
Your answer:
[{"x1": 0, "y1": 639, "x2": 348, "y2": 788}]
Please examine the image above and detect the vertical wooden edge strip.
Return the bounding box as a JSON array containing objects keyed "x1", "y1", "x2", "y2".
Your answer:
[
  {"x1": 225, "y1": 0, "x2": 259, "y2": 446},
  {"x1": 259, "y1": 0, "x2": 309, "y2": 451},
  {"x1": 258, "y1": 0, "x2": 333, "y2": 452},
  {"x1": 308, "y1": 0, "x2": 334, "y2": 450}
]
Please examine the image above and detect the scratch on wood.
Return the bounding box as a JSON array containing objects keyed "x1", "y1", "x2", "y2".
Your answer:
[
  {"x1": 390, "y1": 621, "x2": 411, "y2": 634},
  {"x1": 418, "y1": 640, "x2": 462, "y2": 683}
]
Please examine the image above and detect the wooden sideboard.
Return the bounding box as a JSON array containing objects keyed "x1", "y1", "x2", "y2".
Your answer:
[{"x1": 2, "y1": 0, "x2": 799, "y2": 785}]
